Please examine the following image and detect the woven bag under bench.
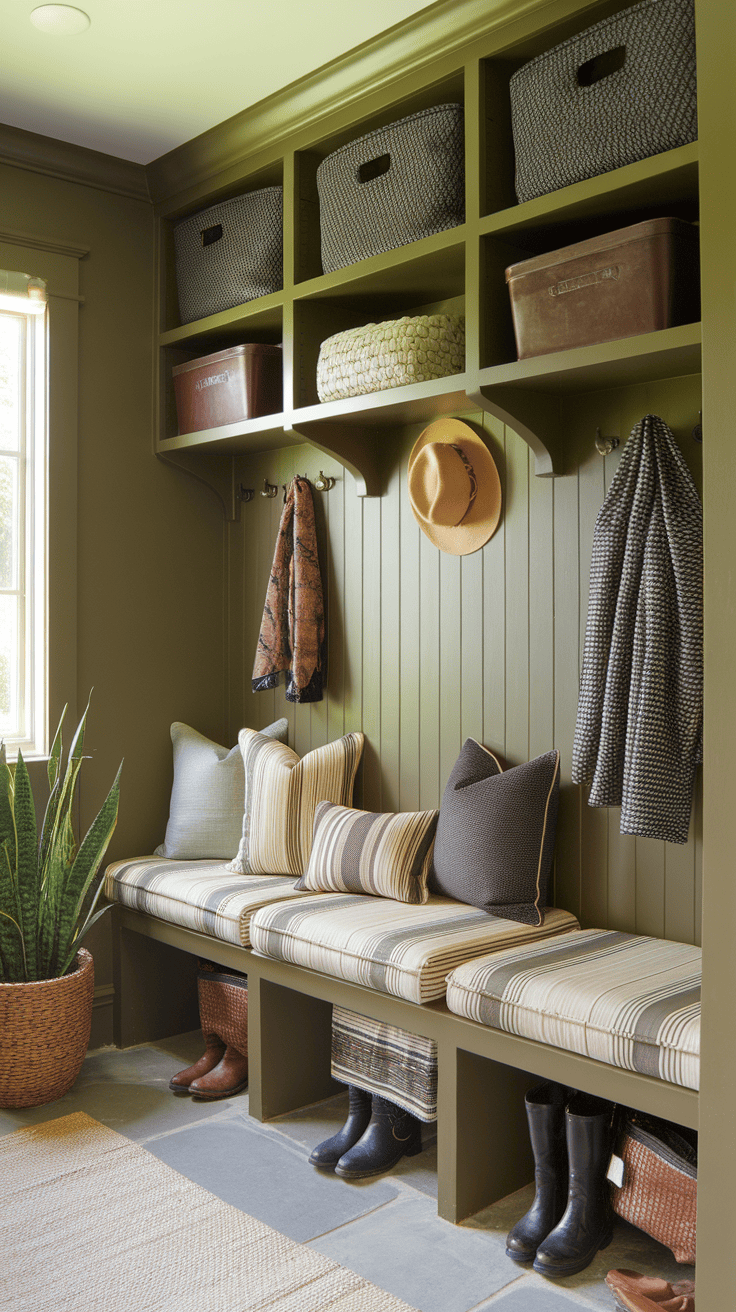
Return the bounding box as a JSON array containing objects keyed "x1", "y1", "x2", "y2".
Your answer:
[
  {"x1": 510, "y1": 0, "x2": 697, "y2": 203},
  {"x1": 316, "y1": 314, "x2": 465, "y2": 403}
]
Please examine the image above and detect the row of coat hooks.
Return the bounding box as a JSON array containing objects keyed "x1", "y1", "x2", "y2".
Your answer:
[
  {"x1": 238, "y1": 472, "x2": 337, "y2": 504},
  {"x1": 594, "y1": 412, "x2": 703, "y2": 456}
]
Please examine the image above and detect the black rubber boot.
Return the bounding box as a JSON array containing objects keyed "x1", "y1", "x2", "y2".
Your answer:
[
  {"x1": 309, "y1": 1085, "x2": 373, "y2": 1170},
  {"x1": 334, "y1": 1095, "x2": 422, "y2": 1179},
  {"x1": 533, "y1": 1092, "x2": 615, "y2": 1278},
  {"x1": 506, "y1": 1081, "x2": 568, "y2": 1263}
]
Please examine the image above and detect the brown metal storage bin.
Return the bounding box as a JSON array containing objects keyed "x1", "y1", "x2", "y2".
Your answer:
[
  {"x1": 172, "y1": 344, "x2": 282, "y2": 435},
  {"x1": 505, "y1": 218, "x2": 700, "y2": 360}
]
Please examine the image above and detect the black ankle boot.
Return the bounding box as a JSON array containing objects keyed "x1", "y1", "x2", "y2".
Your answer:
[
  {"x1": 533, "y1": 1092, "x2": 615, "y2": 1278},
  {"x1": 334, "y1": 1095, "x2": 422, "y2": 1179},
  {"x1": 506, "y1": 1081, "x2": 568, "y2": 1263},
  {"x1": 309, "y1": 1086, "x2": 373, "y2": 1170}
]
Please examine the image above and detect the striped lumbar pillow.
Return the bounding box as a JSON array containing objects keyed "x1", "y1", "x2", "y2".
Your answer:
[
  {"x1": 227, "y1": 730, "x2": 364, "y2": 877},
  {"x1": 296, "y1": 800, "x2": 439, "y2": 904}
]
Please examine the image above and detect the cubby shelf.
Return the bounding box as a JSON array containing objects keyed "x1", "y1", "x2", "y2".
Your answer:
[
  {"x1": 159, "y1": 290, "x2": 284, "y2": 348},
  {"x1": 481, "y1": 142, "x2": 699, "y2": 243},
  {"x1": 471, "y1": 323, "x2": 702, "y2": 476},
  {"x1": 293, "y1": 227, "x2": 466, "y2": 305},
  {"x1": 155, "y1": 412, "x2": 297, "y2": 456}
]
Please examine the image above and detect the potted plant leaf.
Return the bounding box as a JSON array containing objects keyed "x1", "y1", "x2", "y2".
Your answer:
[{"x1": 0, "y1": 695, "x2": 121, "y2": 1108}]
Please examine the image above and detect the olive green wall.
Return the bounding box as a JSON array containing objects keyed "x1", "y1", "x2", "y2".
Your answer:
[
  {"x1": 229, "y1": 375, "x2": 702, "y2": 942},
  {"x1": 0, "y1": 159, "x2": 227, "y2": 1043}
]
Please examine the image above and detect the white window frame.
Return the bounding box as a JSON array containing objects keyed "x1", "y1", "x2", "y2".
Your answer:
[
  {"x1": 0, "y1": 284, "x2": 48, "y2": 756},
  {"x1": 0, "y1": 234, "x2": 84, "y2": 764}
]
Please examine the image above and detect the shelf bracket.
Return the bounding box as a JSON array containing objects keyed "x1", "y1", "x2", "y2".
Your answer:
[
  {"x1": 466, "y1": 380, "x2": 566, "y2": 477},
  {"x1": 286, "y1": 423, "x2": 383, "y2": 497},
  {"x1": 156, "y1": 449, "x2": 241, "y2": 521}
]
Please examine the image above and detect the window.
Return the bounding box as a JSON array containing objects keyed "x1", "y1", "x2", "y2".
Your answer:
[{"x1": 0, "y1": 271, "x2": 47, "y2": 756}]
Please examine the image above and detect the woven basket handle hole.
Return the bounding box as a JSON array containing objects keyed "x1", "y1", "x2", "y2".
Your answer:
[
  {"x1": 577, "y1": 44, "x2": 626, "y2": 87},
  {"x1": 358, "y1": 153, "x2": 391, "y2": 184},
  {"x1": 201, "y1": 223, "x2": 224, "y2": 248}
]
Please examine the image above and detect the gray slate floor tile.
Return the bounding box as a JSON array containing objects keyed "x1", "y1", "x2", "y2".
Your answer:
[
  {"x1": 308, "y1": 1188, "x2": 518, "y2": 1312},
  {"x1": 147, "y1": 1115, "x2": 399, "y2": 1243},
  {"x1": 474, "y1": 1282, "x2": 599, "y2": 1309}
]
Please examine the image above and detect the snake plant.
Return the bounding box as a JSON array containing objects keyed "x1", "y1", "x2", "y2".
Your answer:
[{"x1": 0, "y1": 695, "x2": 122, "y2": 982}]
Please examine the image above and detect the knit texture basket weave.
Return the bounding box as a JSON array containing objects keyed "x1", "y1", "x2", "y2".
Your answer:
[
  {"x1": 316, "y1": 104, "x2": 464, "y2": 274},
  {"x1": 174, "y1": 187, "x2": 283, "y2": 324},
  {"x1": 316, "y1": 314, "x2": 465, "y2": 403},
  {"x1": 510, "y1": 0, "x2": 697, "y2": 203},
  {"x1": 197, "y1": 965, "x2": 248, "y2": 1054},
  {"x1": 0, "y1": 949, "x2": 94, "y2": 1109},
  {"x1": 611, "y1": 1110, "x2": 697, "y2": 1263}
]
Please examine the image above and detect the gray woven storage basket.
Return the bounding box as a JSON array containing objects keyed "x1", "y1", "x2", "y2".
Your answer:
[
  {"x1": 316, "y1": 315, "x2": 465, "y2": 403},
  {"x1": 174, "y1": 186, "x2": 283, "y2": 324},
  {"x1": 510, "y1": 0, "x2": 697, "y2": 204},
  {"x1": 317, "y1": 104, "x2": 464, "y2": 274}
]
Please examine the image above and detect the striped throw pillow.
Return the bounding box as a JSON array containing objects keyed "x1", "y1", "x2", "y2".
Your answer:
[
  {"x1": 227, "y1": 730, "x2": 364, "y2": 877},
  {"x1": 296, "y1": 801, "x2": 439, "y2": 904}
]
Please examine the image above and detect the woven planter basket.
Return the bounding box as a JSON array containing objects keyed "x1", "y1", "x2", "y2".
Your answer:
[
  {"x1": 0, "y1": 949, "x2": 94, "y2": 1109},
  {"x1": 316, "y1": 314, "x2": 465, "y2": 403}
]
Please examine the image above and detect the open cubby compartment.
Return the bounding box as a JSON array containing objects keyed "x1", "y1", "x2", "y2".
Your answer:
[
  {"x1": 293, "y1": 289, "x2": 466, "y2": 411},
  {"x1": 158, "y1": 157, "x2": 285, "y2": 337},
  {"x1": 480, "y1": 180, "x2": 701, "y2": 373},
  {"x1": 293, "y1": 68, "x2": 465, "y2": 285},
  {"x1": 158, "y1": 300, "x2": 285, "y2": 450},
  {"x1": 484, "y1": 0, "x2": 696, "y2": 222}
]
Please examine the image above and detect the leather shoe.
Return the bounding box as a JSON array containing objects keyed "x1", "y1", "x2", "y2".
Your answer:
[
  {"x1": 606, "y1": 1270, "x2": 695, "y2": 1312},
  {"x1": 335, "y1": 1095, "x2": 422, "y2": 1179},
  {"x1": 189, "y1": 1044, "x2": 248, "y2": 1099},
  {"x1": 310, "y1": 1085, "x2": 372, "y2": 1170},
  {"x1": 169, "y1": 1032, "x2": 226, "y2": 1093}
]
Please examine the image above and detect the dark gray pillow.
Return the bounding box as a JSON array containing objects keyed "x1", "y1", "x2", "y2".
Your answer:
[{"x1": 429, "y1": 739, "x2": 561, "y2": 925}]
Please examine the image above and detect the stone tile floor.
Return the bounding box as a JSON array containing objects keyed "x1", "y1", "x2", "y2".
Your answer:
[{"x1": 0, "y1": 1032, "x2": 695, "y2": 1312}]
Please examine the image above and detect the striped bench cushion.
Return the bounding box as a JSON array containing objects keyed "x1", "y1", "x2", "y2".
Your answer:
[
  {"x1": 104, "y1": 858, "x2": 308, "y2": 947},
  {"x1": 445, "y1": 930, "x2": 701, "y2": 1090},
  {"x1": 249, "y1": 895, "x2": 579, "y2": 1003}
]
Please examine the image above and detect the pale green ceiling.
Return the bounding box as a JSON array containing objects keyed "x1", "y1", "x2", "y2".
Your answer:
[{"x1": 3, "y1": 0, "x2": 438, "y2": 164}]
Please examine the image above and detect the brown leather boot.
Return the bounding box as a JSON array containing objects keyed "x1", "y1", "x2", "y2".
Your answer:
[
  {"x1": 189, "y1": 1044, "x2": 249, "y2": 1099},
  {"x1": 169, "y1": 1033, "x2": 226, "y2": 1093}
]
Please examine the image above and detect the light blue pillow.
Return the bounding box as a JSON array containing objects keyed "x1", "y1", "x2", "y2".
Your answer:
[{"x1": 155, "y1": 718, "x2": 288, "y2": 860}]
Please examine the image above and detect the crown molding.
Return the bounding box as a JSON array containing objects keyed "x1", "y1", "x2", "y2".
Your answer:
[
  {"x1": 0, "y1": 121, "x2": 150, "y2": 202},
  {"x1": 146, "y1": 0, "x2": 589, "y2": 209}
]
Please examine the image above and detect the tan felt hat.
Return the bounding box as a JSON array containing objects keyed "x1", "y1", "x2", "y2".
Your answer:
[{"x1": 407, "y1": 418, "x2": 502, "y2": 555}]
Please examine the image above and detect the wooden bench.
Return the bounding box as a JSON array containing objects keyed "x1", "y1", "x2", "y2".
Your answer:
[{"x1": 111, "y1": 885, "x2": 698, "y2": 1225}]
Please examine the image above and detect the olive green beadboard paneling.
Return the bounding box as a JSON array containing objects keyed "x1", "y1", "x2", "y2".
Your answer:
[{"x1": 227, "y1": 370, "x2": 702, "y2": 943}]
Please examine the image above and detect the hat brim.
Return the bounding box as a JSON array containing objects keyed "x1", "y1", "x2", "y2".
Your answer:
[{"x1": 407, "y1": 418, "x2": 502, "y2": 555}]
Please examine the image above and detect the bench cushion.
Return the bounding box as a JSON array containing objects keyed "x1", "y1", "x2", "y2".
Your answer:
[
  {"x1": 249, "y1": 895, "x2": 579, "y2": 1003},
  {"x1": 104, "y1": 858, "x2": 307, "y2": 948},
  {"x1": 445, "y1": 929, "x2": 701, "y2": 1090}
]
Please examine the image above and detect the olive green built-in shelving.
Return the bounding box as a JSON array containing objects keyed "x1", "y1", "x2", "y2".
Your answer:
[{"x1": 154, "y1": 5, "x2": 701, "y2": 507}]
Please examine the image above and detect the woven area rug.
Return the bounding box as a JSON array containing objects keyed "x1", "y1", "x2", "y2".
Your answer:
[{"x1": 0, "y1": 1112, "x2": 417, "y2": 1312}]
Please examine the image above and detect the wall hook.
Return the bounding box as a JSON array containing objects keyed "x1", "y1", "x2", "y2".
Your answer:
[
  {"x1": 261, "y1": 479, "x2": 278, "y2": 498},
  {"x1": 595, "y1": 427, "x2": 620, "y2": 457},
  {"x1": 313, "y1": 470, "x2": 336, "y2": 491},
  {"x1": 692, "y1": 411, "x2": 702, "y2": 443},
  {"x1": 238, "y1": 484, "x2": 254, "y2": 503}
]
